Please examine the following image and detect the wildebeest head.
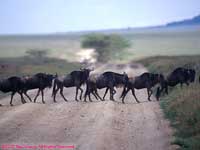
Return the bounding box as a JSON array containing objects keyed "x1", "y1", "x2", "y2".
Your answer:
[{"x1": 80, "y1": 68, "x2": 94, "y2": 80}]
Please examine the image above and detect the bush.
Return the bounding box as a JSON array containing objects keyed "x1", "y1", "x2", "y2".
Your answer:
[{"x1": 81, "y1": 33, "x2": 130, "y2": 62}]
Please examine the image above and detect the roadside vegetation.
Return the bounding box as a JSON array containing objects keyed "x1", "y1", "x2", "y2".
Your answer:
[
  {"x1": 137, "y1": 55, "x2": 200, "y2": 150},
  {"x1": 0, "y1": 49, "x2": 80, "y2": 78}
]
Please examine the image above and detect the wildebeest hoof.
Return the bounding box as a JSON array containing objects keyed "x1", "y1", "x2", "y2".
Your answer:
[
  {"x1": 0, "y1": 104, "x2": 2, "y2": 107},
  {"x1": 10, "y1": 104, "x2": 13, "y2": 106}
]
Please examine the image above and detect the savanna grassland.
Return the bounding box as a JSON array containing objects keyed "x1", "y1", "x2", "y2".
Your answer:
[{"x1": 0, "y1": 26, "x2": 200, "y2": 61}]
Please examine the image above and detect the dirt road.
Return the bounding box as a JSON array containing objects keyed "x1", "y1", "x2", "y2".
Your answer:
[{"x1": 0, "y1": 63, "x2": 173, "y2": 150}]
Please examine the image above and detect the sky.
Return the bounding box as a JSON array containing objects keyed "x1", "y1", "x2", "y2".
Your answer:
[{"x1": 0, "y1": 0, "x2": 200, "y2": 34}]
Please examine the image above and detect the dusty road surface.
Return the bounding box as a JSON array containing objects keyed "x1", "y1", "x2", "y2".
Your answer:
[{"x1": 0, "y1": 63, "x2": 174, "y2": 150}]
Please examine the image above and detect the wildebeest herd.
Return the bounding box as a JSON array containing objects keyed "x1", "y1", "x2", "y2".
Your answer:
[{"x1": 0, "y1": 67, "x2": 197, "y2": 106}]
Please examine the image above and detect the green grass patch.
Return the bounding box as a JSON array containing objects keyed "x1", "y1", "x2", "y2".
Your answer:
[{"x1": 137, "y1": 55, "x2": 200, "y2": 150}]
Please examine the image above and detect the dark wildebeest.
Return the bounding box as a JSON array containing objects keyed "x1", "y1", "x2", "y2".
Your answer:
[
  {"x1": 52, "y1": 68, "x2": 93, "y2": 102},
  {"x1": 0, "y1": 76, "x2": 26, "y2": 106},
  {"x1": 84, "y1": 71, "x2": 129, "y2": 102},
  {"x1": 83, "y1": 74, "x2": 104, "y2": 102},
  {"x1": 22, "y1": 73, "x2": 55, "y2": 104},
  {"x1": 120, "y1": 72, "x2": 164, "y2": 104},
  {"x1": 156, "y1": 67, "x2": 196, "y2": 98}
]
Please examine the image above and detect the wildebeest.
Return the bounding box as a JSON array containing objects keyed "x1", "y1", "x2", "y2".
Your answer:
[
  {"x1": 84, "y1": 71, "x2": 129, "y2": 102},
  {"x1": 0, "y1": 76, "x2": 26, "y2": 106},
  {"x1": 120, "y1": 72, "x2": 165, "y2": 103},
  {"x1": 52, "y1": 68, "x2": 93, "y2": 102},
  {"x1": 156, "y1": 67, "x2": 196, "y2": 98},
  {"x1": 84, "y1": 74, "x2": 104, "y2": 102},
  {"x1": 22, "y1": 73, "x2": 55, "y2": 104}
]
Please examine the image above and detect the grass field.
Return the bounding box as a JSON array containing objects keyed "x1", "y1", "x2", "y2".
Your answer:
[
  {"x1": 137, "y1": 56, "x2": 200, "y2": 150},
  {"x1": 0, "y1": 35, "x2": 81, "y2": 61}
]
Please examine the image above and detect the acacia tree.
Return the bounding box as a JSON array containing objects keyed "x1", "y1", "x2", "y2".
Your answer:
[{"x1": 81, "y1": 34, "x2": 130, "y2": 62}]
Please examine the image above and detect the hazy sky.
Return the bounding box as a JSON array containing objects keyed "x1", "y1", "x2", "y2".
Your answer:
[{"x1": 0, "y1": 0, "x2": 200, "y2": 34}]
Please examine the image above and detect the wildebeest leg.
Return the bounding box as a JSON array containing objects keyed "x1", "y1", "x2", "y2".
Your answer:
[
  {"x1": 131, "y1": 89, "x2": 140, "y2": 103},
  {"x1": 110, "y1": 86, "x2": 115, "y2": 101},
  {"x1": 103, "y1": 87, "x2": 109, "y2": 100},
  {"x1": 53, "y1": 87, "x2": 59, "y2": 103},
  {"x1": 94, "y1": 90, "x2": 103, "y2": 101},
  {"x1": 34, "y1": 89, "x2": 40, "y2": 103},
  {"x1": 147, "y1": 88, "x2": 152, "y2": 101},
  {"x1": 156, "y1": 87, "x2": 160, "y2": 101},
  {"x1": 121, "y1": 88, "x2": 130, "y2": 104},
  {"x1": 41, "y1": 90, "x2": 45, "y2": 104},
  {"x1": 19, "y1": 92, "x2": 26, "y2": 104},
  {"x1": 60, "y1": 87, "x2": 68, "y2": 102},
  {"x1": 10, "y1": 91, "x2": 16, "y2": 106},
  {"x1": 75, "y1": 87, "x2": 79, "y2": 101},
  {"x1": 24, "y1": 91, "x2": 32, "y2": 102},
  {"x1": 121, "y1": 86, "x2": 127, "y2": 98},
  {"x1": 92, "y1": 91, "x2": 98, "y2": 100},
  {"x1": 84, "y1": 89, "x2": 88, "y2": 102},
  {"x1": 88, "y1": 93, "x2": 92, "y2": 102},
  {"x1": 79, "y1": 87, "x2": 83, "y2": 100}
]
